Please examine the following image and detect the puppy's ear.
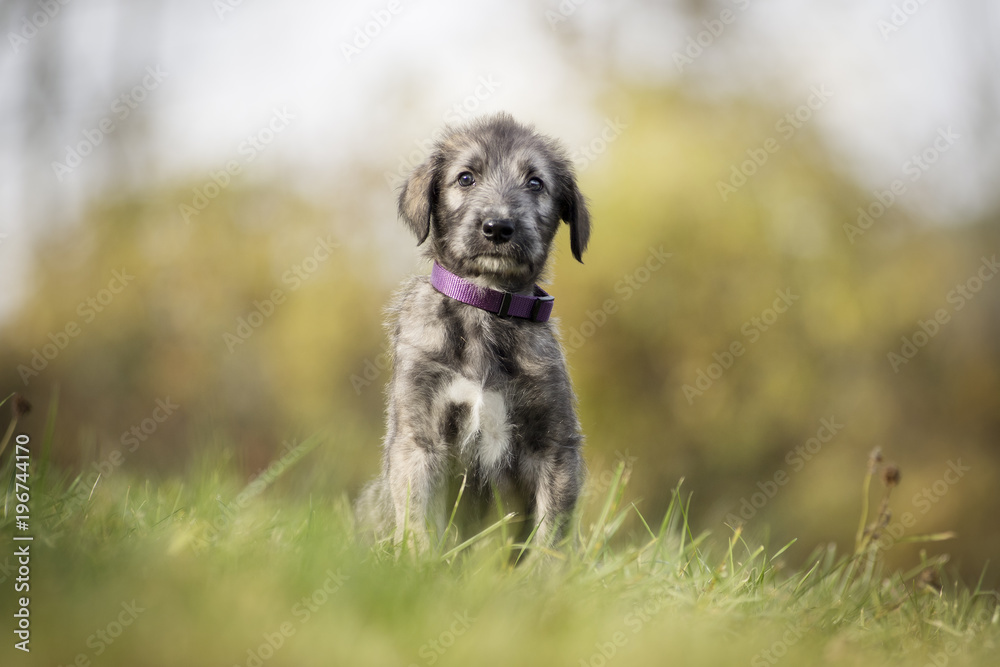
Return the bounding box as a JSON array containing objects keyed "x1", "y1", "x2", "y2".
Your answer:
[
  {"x1": 397, "y1": 157, "x2": 436, "y2": 245},
  {"x1": 560, "y1": 177, "x2": 591, "y2": 263}
]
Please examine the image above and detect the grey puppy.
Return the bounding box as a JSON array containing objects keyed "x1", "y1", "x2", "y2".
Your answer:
[{"x1": 356, "y1": 112, "x2": 590, "y2": 552}]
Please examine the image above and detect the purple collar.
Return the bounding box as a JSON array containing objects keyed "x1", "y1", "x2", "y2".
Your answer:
[{"x1": 430, "y1": 262, "x2": 554, "y2": 323}]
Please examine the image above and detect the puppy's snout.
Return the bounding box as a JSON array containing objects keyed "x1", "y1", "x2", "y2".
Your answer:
[{"x1": 482, "y1": 219, "x2": 515, "y2": 244}]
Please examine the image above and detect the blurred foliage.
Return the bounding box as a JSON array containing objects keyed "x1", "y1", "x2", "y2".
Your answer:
[
  {"x1": 4, "y1": 441, "x2": 998, "y2": 667},
  {"x1": 3, "y1": 86, "x2": 999, "y2": 584}
]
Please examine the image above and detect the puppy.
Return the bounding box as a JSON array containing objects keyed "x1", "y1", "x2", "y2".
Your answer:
[{"x1": 357, "y1": 112, "x2": 590, "y2": 552}]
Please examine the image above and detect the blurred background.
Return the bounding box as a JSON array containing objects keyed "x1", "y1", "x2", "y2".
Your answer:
[{"x1": 2, "y1": 0, "x2": 998, "y2": 583}]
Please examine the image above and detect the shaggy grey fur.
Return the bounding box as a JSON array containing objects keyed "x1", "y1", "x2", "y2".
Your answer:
[{"x1": 356, "y1": 112, "x2": 590, "y2": 551}]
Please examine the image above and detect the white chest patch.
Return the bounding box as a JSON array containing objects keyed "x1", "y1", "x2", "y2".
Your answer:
[{"x1": 444, "y1": 377, "x2": 511, "y2": 475}]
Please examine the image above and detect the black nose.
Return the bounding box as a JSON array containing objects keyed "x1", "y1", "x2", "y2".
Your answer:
[{"x1": 482, "y1": 219, "x2": 515, "y2": 243}]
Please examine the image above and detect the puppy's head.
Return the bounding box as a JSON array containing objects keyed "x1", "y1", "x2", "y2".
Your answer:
[{"x1": 398, "y1": 113, "x2": 590, "y2": 290}]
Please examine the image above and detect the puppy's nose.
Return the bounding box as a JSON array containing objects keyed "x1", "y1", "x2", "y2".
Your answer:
[{"x1": 482, "y1": 219, "x2": 515, "y2": 243}]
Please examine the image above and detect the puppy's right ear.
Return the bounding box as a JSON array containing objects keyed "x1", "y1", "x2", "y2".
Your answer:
[{"x1": 397, "y1": 157, "x2": 436, "y2": 245}]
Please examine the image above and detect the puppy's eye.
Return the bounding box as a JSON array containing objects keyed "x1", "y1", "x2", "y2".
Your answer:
[
  {"x1": 527, "y1": 177, "x2": 543, "y2": 192},
  {"x1": 457, "y1": 172, "x2": 475, "y2": 187}
]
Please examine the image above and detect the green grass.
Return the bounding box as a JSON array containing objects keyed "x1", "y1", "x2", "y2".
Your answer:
[{"x1": 1, "y1": 424, "x2": 998, "y2": 667}]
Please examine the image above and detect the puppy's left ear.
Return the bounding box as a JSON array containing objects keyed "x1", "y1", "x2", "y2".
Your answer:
[
  {"x1": 560, "y1": 178, "x2": 591, "y2": 263},
  {"x1": 397, "y1": 157, "x2": 437, "y2": 245}
]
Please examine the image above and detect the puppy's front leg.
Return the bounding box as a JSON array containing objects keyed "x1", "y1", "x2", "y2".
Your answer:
[
  {"x1": 527, "y1": 447, "x2": 584, "y2": 550},
  {"x1": 387, "y1": 435, "x2": 448, "y2": 553}
]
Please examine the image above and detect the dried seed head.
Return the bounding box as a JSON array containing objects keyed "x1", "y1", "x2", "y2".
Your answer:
[
  {"x1": 12, "y1": 394, "x2": 31, "y2": 418},
  {"x1": 867, "y1": 447, "x2": 884, "y2": 474},
  {"x1": 918, "y1": 567, "x2": 943, "y2": 593},
  {"x1": 881, "y1": 464, "x2": 901, "y2": 488}
]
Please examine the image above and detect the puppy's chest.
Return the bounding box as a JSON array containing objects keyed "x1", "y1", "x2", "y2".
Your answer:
[
  {"x1": 437, "y1": 315, "x2": 545, "y2": 473},
  {"x1": 439, "y1": 301, "x2": 545, "y2": 388},
  {"x1": 440, "y1": 374, "x2": 512, "y2": 475},
  {"x1": 397, "y1": 284, "x2": 557, "y2": 471}
]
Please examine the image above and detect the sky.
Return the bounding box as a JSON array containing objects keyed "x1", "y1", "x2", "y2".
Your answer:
[{"x1": 1, "y1": 0, "x2": 997, "y2": 319}]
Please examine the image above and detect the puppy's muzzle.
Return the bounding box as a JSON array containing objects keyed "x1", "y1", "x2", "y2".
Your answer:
[{"x1": 481, "y1": 218, "x2": 515, "y2": 244}]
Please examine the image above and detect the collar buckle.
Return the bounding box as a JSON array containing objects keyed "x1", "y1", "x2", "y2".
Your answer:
[{"x1": 530, "y1": 294, "x2": 554, "y2": 322}]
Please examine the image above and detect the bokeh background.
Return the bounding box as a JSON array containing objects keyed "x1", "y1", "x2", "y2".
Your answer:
[{"x1": 2, "y1": 0, "x2": 998, "y2": 583}]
